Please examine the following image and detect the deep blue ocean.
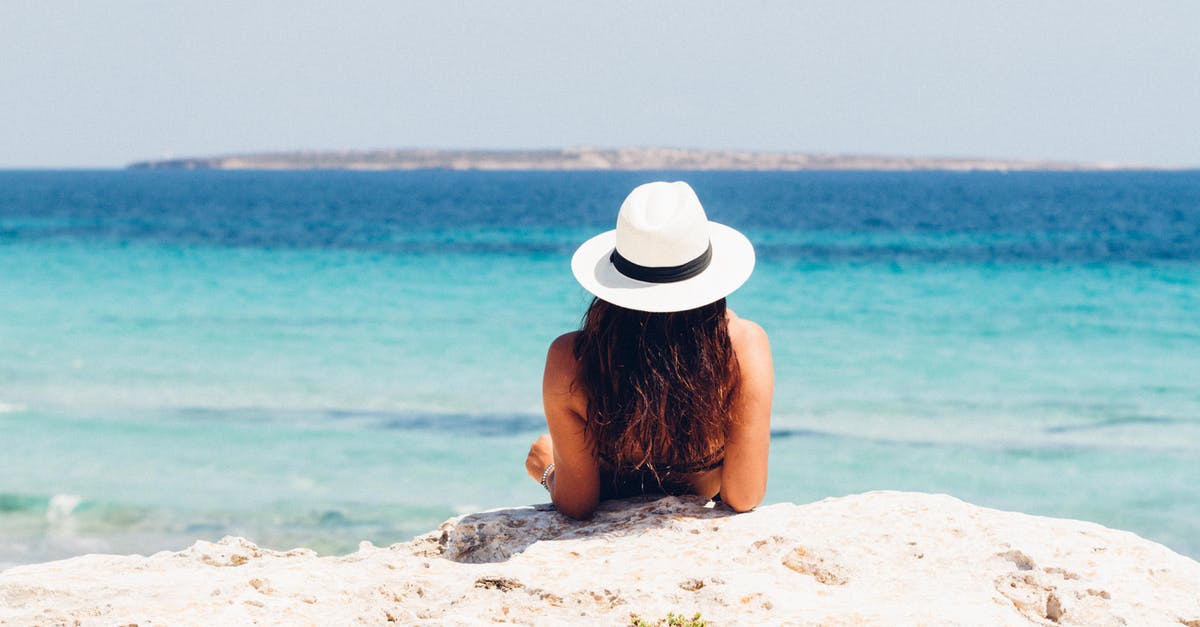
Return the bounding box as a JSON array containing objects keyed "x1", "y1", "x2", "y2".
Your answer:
[{"x1": 1, "y1": 170, "x2": 1198, "y2": 567}]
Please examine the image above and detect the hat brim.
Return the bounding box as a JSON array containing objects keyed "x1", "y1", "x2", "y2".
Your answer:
[{"x1": 571, "y1": 222, "x2": 755, "y2": 313}]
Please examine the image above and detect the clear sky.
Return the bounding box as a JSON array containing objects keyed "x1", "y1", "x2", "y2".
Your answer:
[{"x1": 2, "y1": 1, "x2": 1197, "y2": 168}]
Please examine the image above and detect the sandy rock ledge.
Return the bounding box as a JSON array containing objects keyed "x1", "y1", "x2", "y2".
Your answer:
[{"x1": 2, "y1": 491, "x2": 1198, "y2": 625}]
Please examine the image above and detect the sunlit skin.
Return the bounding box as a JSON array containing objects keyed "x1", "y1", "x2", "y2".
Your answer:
[{"x1": 525, "y1": 308, "x2": 774, "y2": 519}]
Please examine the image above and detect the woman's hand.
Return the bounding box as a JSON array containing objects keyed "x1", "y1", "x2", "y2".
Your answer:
[{"x1": 525, "y1": 433, "x2": 554, "y2": 481}]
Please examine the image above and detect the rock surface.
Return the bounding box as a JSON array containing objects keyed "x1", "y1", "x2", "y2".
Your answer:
[{"x1": 2, "y1": 491, "x2": 1198, "y2": 625}]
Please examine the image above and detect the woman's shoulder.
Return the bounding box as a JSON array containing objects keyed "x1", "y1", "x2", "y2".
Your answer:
[
  {"x1": 726, "y1": 310, "x2": 769, "y2": 349},
  {"x1": 544, "y1": 331, "x2": 586, "y2": 414},
  {"x1": 545, "y1": 331, "x2": 582, "y2": 380},
  {"x1": 727, "y1": 310, "x2": 772, "y2": 386},
  {"x1": 548, "y1": 331, "x2": 580, "y2": 359}
]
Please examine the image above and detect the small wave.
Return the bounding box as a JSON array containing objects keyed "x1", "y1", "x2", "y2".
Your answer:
[
  {"x1": 0, "y1": 493, "x2": 43, "y2": 513},
  {"x1": 0, "y1": 490, "x2": 87, "y2": 518},
  {"x1": 1044, "y1": 415, "x2": 1185, "y2": 434},
  {"x1": 371, "y1": 412, "x2": 544, "y2": 436},
  {"x1": 0, "y1": 402, "x2": 26, "y2": 414},
  {"x1": 172, "y1": 406, "x2": 546, "y2": 436},
  {"x1": 769, "y1": 428, "x2": 829, "y2": 439}
]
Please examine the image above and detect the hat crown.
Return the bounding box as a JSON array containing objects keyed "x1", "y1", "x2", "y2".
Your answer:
[{"x1": 614, "y1": 181, "x2": 711, "y2": 267}]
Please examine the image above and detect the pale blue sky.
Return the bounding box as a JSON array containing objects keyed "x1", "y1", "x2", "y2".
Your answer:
[{"x1": 1, "y1": 1, "x2": 1197, "y2": 168}]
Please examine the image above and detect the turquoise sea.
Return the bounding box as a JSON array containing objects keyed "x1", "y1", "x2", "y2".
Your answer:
[{"x1": 1, "y1": 170, "x2": 1198, "y2": 567}]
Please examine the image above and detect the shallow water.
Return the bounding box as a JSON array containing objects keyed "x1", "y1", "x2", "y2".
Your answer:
[{"x1": 1, "y1": 170, "x2": 1197, "y2": 566}]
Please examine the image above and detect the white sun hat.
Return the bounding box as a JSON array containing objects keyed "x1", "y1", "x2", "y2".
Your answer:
[{"x1": 571, "y1": 181, "x2": 755, "y2": 313}]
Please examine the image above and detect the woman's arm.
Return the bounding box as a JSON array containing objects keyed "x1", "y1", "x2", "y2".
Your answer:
[
  {"x1": 528, "y1": 332, "x2": 600, "y2": 519},
  {"x1": 719, "y1": 318, "x2": 774, "y2": 512}
]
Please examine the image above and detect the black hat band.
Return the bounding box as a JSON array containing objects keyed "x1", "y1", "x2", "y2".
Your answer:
[{"x1": 609, "y1": 242, "x2": 712, "y2": 283}]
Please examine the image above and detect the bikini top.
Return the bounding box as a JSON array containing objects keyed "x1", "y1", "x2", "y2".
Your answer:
[
  {"x1": 597, "y1": 446, "x2": 724, "y2": 499},
  {"x1": 599, "y1": 445, "x2": 725, "y2": 476}
]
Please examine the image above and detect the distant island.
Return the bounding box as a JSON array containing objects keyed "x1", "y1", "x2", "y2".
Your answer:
[{"x1": 127, "y1": 147, "x2": 1156, "y2": 172}]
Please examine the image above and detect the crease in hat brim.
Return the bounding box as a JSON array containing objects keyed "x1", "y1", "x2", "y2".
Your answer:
[{"x1": 571, "y1": 222, "x2": 756, "y2": 313}]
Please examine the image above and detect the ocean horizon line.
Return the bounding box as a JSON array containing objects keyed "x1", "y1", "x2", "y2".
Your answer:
[{"x1": 121, "y1": 146, "x2": 1194, "y2": 172}]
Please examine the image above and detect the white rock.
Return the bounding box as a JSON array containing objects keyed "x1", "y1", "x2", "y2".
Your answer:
[{"x1": 1, "y1": 491, "x2": 1198, "y2": 625}]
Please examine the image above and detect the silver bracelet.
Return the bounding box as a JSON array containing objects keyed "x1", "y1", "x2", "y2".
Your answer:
[{"x1": 539, "y1": 463, "x2": 555, "y2": 491}]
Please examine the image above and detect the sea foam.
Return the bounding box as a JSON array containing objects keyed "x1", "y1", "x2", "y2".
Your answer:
[{"x1": 47, "y1": 495, "x2": 82, "y2": 523}]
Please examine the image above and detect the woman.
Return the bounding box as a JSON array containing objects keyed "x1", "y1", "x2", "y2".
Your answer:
[{"x1": 525, "y1": 181, "x2": 773, "y2": 519}]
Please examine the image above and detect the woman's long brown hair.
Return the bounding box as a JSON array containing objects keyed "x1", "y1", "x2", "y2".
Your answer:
[{"x1": 572, "y1": 297, "x2": 739, "y2": 476}]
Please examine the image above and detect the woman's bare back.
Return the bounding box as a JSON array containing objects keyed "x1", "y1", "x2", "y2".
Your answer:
[{"x1": 526, "y1": 310, "x2": 773, "y2": 518}]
